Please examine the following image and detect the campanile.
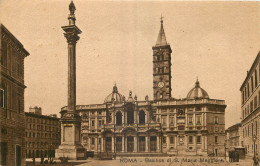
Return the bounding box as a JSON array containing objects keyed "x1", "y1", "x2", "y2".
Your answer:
[{"x1": 152, "y1": 17, "x2": 172, "y2": 100}]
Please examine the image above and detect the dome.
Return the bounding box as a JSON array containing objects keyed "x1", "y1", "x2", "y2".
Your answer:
[
  {"x1": 187, "y1": 79, "x2": 209, "y2": 99},
  {"x1": 104, "y1": 84, "x2": 125, "y2": 103}
]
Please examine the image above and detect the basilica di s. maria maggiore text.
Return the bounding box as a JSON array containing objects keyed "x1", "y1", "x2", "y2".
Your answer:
[{"x1": 59, "y1": 5, "x2": 226, "y2": 158}]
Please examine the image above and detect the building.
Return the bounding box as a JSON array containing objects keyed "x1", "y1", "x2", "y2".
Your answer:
[
  {"x1": 59, "y1": 7, "x2": 227, "y2": 157},
  {"x1": 226, "y1": 123, "x2": 242, "y2": 149},
  {"x1": 240, "y1": 51, "x2": 260, "y2": 156},
  {"x1": 0, "y1": 24, "x2": 29, "y2": 166},
  {"x1": 25, "y1": 106, "x2": 61, "y2": 158}
]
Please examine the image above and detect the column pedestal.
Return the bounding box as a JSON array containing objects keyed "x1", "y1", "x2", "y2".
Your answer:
[{"x1": 56, "y1": 117, "x2": 85, "y2": 159}]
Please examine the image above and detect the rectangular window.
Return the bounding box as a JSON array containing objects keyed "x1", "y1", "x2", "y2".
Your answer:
[
  {"x1": 169, "y1": 116, "x2": 174, "y2": 126},
  {"x1": 215, "y1": 136, "x2": 218, "y2": 144},
  {"x1": 0, "y1": 89, "x2": 4, "y2": 108},
  {"x1": 98, "y1": 120, "x2": 102, "y2": 126},
  {"x1": 91, "y1": 138, "x2": 95, "y2": 145},
  {"x1": 189, "y1": 136, "x2": 193, "y2": 144},
  {"x1": 215, "y1": 116, "x2": 219, "y2": 124},
  {"x1": 91, "y1": 120, "x2": 95, "y2": 127},
  {"x1": 162, "y1": 136, "x2": 166, "y2": 144},
  {"x1": 170, "y1": 136, "x2": 174, "y2": 144},
  {"x1": 188, "y1": 116, "x2": 193, "y2": 124},
  {"x1": 254, "y1": 96, "x2": 258, "y2": 110},
  {"x1": 162, "y1": 117, "x2": 167, "y2": 125},
  {"x1": 251, "y1": 76, "x2": 254, "y2": 93},
  {"x1": 197, "y1": 136, "x2": 201, "y2": 144},
  {"x1": 196, "y1": 116, "x2": 201, "y2": 125},
  {"x1": 251, "y1": 101, "x2": 253, "y2": 113},
  {"x1": 255, "y1": 70, "x2": 258, "y2": 87},
  {"x1": 248, "y1": 83, "x2": 250, "y2": 97},
  {"x1": 243, "y1": 91, "x2": 245, "y2": 104},
  {"x1": 256, "y1": 121, "x2": 258, "y2": 136}
]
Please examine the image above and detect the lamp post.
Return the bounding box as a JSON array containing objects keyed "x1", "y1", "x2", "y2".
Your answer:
[{"x1": 253, "y1": 134, "x2": 257, "y2": 161}]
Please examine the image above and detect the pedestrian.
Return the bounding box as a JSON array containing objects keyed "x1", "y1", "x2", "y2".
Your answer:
[{"x1": 236, "y1": 151, "x2": 239, "y2": 162}]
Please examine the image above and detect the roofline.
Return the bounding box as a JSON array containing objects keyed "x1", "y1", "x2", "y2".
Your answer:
[
  {"x1": 1, "y1": 24, "x2": 30, "y2": 56},
  {"x1": 25, "y1": 112, "x2": 60, "y2": 120},
  {"x1": 240, "y1": 51, "x2": 260, "y2": 91}
]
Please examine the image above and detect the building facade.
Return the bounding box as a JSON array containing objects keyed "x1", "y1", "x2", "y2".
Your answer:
[
  {"x1": 60, "y1": 19, "x2": 227, "y2": 157},
  {"x1": 240, "y1": 51, "x2": 260, "y2": 156},
  {"x1": 0, "y1": 24, "x2": 29, "y2": 166},
  {"x1": 25, "y1": 106, "x2": 61, "y2": 158},
  {"x1": 226, "y1": 123, "x2": 242, "y2": 149}
]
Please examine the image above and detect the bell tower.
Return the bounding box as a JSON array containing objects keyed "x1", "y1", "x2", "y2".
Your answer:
[{"x1": 152, "y1": 17, "x2": 172, "y2": 100}]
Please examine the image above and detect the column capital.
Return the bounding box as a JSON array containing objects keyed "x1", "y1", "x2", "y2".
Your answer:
[{"x1": 64, "y1": 32, "x2": 80, "y2": 44}]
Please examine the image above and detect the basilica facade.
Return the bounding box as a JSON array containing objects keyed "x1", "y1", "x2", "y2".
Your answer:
[{"x1": 60, "y1": 19, "x2": 226, "y2": 157}]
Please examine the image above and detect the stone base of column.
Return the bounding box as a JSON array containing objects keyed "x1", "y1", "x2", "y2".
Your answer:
[{"x1": 55, "y1": 144, "x2": 86, "y2": 160}]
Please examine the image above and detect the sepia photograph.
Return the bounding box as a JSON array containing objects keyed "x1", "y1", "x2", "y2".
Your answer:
[{"x1": 0, "y1": 0, "x2": 260, "y2": 165}]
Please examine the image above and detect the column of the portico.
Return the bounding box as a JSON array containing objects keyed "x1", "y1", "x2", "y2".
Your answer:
[
  {"x1": 125, "y1": 136, "x2": 127, "y2": 152},
  {"x1": 145, "y1": 135, "x2": 149, "y2": 152},
  {"x1": 95, "y1": 137, "x2": 98, "y2": 152},
  {"x1": 134, "y1": 111, "x2": 137, "y2": 124},
  {"x1": 88, "y1": 137, "x2": 91, "y2": 151},
  {"x1": 101, "y1": 137, "x2": 103, "y2": 152},
  {"x1": 157, "y1": 135, "x2": 160, "y2": 152},
  {"x1": 167, "y1": 136, "x2": 170, "y2": 151},
  {"x1": 202, "y1": 136, "x2": 204, "y2": 151},
  {"x1": 175, "y1": 135, "x2": 177, "y2": 149},
  {"x1": 112, "y1": 136, "x2": 114, "y2": 152},
  {"x1": 134, "y1": 136, "x2": 137, "y2": 152},
  {"x1": 122, "y1": 135, "x2": 125, "y2": 152},
  {"x1": 205, "y1": 136, "x2": 207, "y2": 150}
]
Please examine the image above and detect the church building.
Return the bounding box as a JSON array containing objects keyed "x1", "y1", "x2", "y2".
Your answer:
[{"x1": 60, "y1": 17, "x2": 226, "y2": 157}]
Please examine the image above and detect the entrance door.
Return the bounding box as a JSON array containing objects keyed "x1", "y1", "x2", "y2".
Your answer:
[
  {"x1": 139, "y1": 136, "x2": 145, "y2": 152},
  {"x1": 16, "y1": 145, "x2": 21, "y2": 166},
  {"x1": 127, "y1": 136, "x2": 134, "y2": 152},
  {"x1": 0, "y1": 142, "x2": 7, "y2": 165},
  {"x1": 105, "y1": 137, "x2": 112, "y2": 152},
  {"x1": 116, "y1": 137, "x2": 122, "y2": 152},
  {"x1": 150, "y1": 136, "x2": 157, "y2": 152}
]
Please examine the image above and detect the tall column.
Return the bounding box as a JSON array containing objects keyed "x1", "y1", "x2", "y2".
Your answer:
[
  {"x1": 145, "y1": 136, "x2": 149, "y2": 152},
  {"x1": 167, "y1": 136, "x2": 170, "y2": 150},
  {"x1": 56, "y1": 1, "x2": 85, "y2": 160},
  {"x1": 134, "y1": 136, "x2": 137, "y2": 152},
  {"x1": 122, "y1": 136, "x2": 125, "y2": 152},
  {"x1": 175, "y1": 135, "x2": 177, "y2": 149},
  {"x1": 157, "y1": 136, "x2": 160, "y2": 152},
  {"x1": 112, "y1": 136, "x2": 114, "y2": 152}
]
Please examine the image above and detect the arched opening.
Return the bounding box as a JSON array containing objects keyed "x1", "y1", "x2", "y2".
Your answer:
[
  {"x1": 139, "y1": 110, "x2": 145, "y2": 124},
  {"x1": 127, "y1": 108, "x2": 134, "y2": 125},
  {"x1": 116, "y1": 111, "x2": 122, "y2": 126}
]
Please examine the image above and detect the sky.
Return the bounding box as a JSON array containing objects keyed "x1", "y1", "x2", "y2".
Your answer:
[{"x1": 0, "y1": 0, "x2": 260, "y2": 129}]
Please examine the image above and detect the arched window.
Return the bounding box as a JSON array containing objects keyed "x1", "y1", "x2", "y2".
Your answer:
[
  {"x1": 139, "y1": 110, "x2": 145, "y2": 124},
  {"x1": 127, "y1": 107, "x2": 134, "y2": 125},
  {"x1": 116, "y1": 111, "x2": 122, "y2": 126}
]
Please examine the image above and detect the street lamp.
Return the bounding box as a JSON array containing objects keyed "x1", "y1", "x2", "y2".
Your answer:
[{"x1": 253, "y1": 134, "x2": 257, "y2": 160}]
